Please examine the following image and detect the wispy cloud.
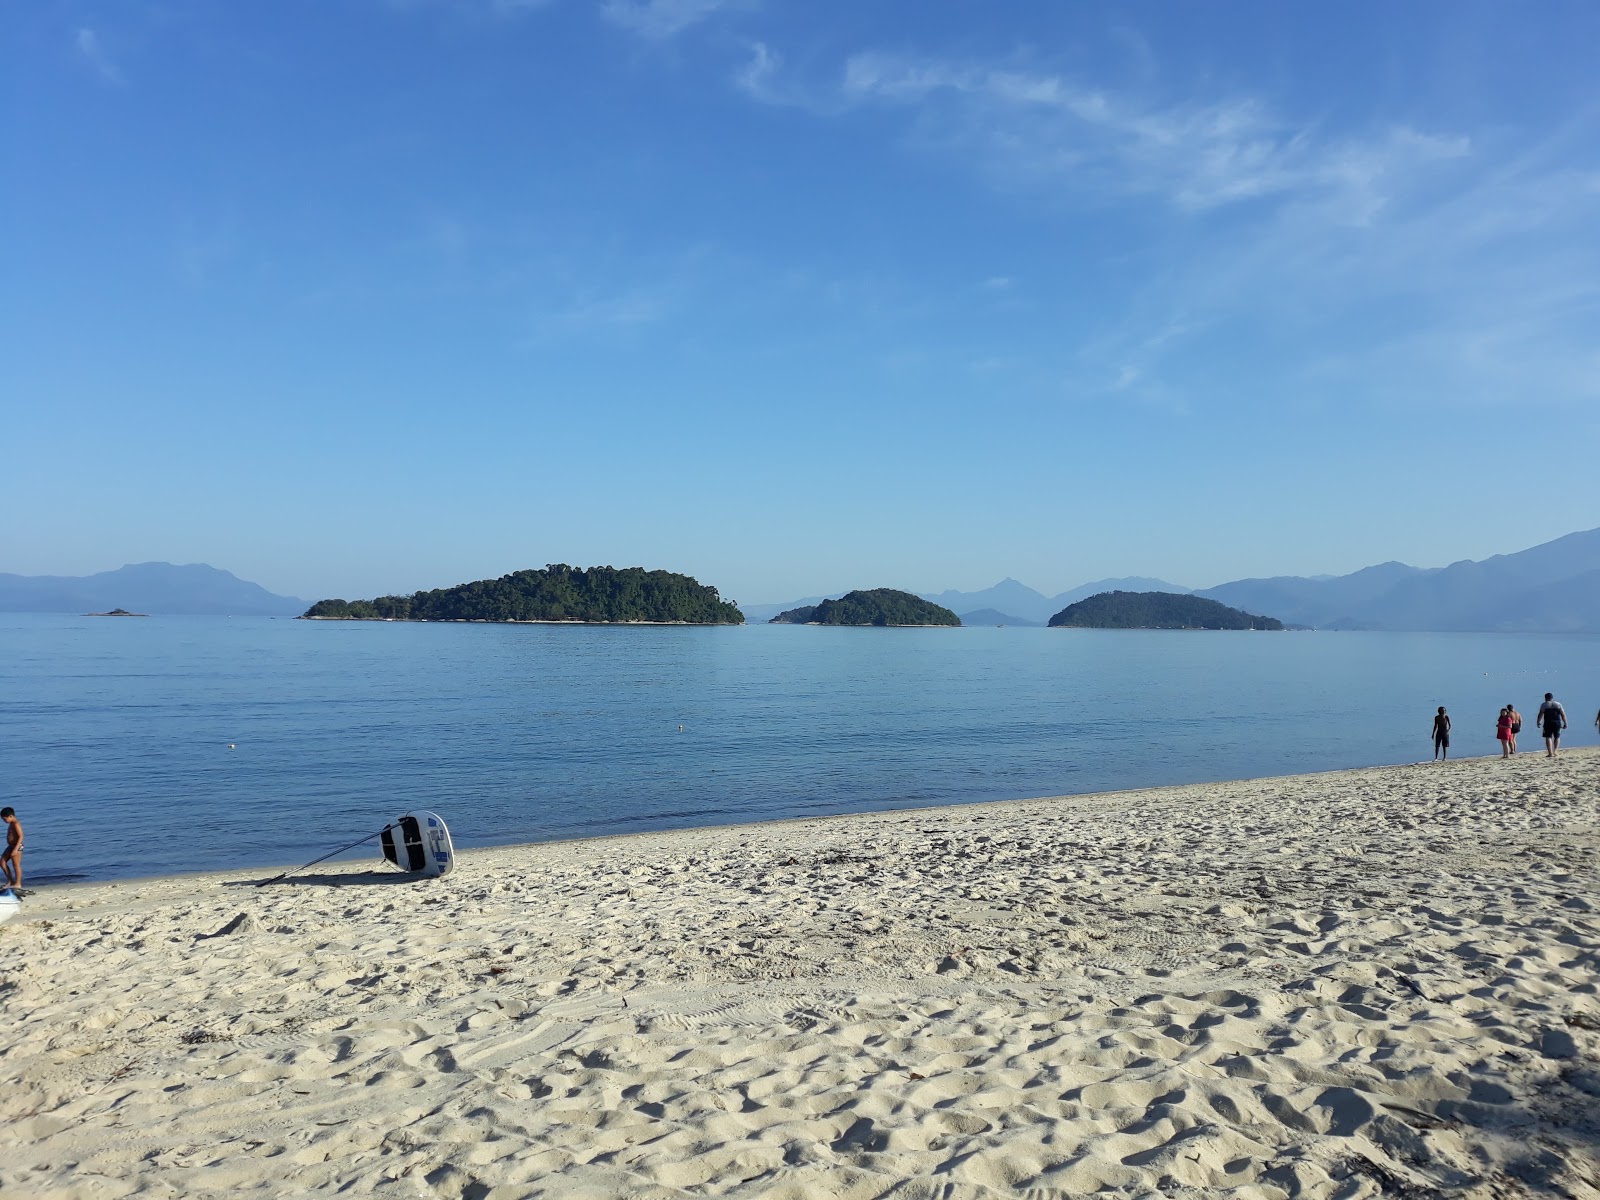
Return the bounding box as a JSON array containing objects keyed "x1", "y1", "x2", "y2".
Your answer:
[
  {"x1": 1075, "y1": 139, "x2": 1600, "y2": 411},
  {"x1": 741, "y1": 47, "x2": 1468, "y2": 218},
  {"x1": 176, "y1": 221, "x2": 238, "y2": 288},
  {"x1": 75, "y1": 28, "x2": 123, "y2": 84},
  {"x1": 602, "y1": 0, "x2": 737, "y2": 39},
  {"x1": 526, "y1": 286, "x2": 673, "y2": 343},
  {"x1": 735, "y1": 43, "x2": 1600, "y2": 413},
  {"x1": 735, "y1": 41, "x2": 785, "y2": 103},
  {"x1": 386, "y1": 0, "x2": 555, "y2": 13}
]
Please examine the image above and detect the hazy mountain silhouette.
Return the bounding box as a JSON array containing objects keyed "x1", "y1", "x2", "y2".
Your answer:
[
  {"x1": 1195, "y1": 528, "x2": 1600, "y2": 631},
  {"x1": 736, "y1": 595, "x2": 834, "y2": 624},
  {"x1": 0, "y1": 563, "x2": 305, "y2": 616},
  {"x1": 1047, "y1": 576, "x2": 1195, "y2": 610},
  {"x1": 925, "y1": 577, "x2": 1192, "y2": 624},
  {"x1": 656, "y1": 528, "x2": 1600, "y2": 633},
  {"x1": 921, "y1": 579, "x2": 1052, "y2": 622},
  {"x1": 958, "y1": 608, "x2": 1045, "y2": 627}
]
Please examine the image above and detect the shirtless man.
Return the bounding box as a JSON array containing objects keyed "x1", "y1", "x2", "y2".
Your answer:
[
  {"x1": 1537, "y1": 693, "x2": 1567, "y2": 757},
  {"x1": 1, "y1": 807, "x2": 21, "y2": 894},
  {"x1": 1431, "y1": 707, "x2": 1451, "y2": 760}
]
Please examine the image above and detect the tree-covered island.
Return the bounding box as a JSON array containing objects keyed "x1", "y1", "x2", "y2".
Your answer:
[
  {"x1": 1049, "y1": 591, "x2": 1284, "y2": 630},
  {"x1": 770, "y1": 589, "x2": 961, "y2": 627},
  {"x1": 303, "y1": 565, "x2": 743, "y2": 624}
]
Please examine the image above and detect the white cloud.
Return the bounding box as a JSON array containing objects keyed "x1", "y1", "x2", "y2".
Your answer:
[
  {"x1": 601, "y1": 0, "x2": 735, "y2": 39},
  {"x1": 75, "y1": 28, "x2": 122, "y2": 84}
]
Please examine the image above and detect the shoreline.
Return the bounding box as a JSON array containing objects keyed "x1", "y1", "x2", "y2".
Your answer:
[
  {"x1": 7, "y1": 751, "x2": 1598, "y2": 1197},
  {"x1": 30, "y1": 748, "x2": 1582, "y2": 891}
]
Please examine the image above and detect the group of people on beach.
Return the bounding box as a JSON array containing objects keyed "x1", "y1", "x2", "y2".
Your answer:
[{"x1": 1431, "y1": 693, "x2": 1596, "y2": 760}]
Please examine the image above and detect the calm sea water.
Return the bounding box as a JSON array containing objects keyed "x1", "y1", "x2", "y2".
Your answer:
[{"x1": 4, "y1": 614, "x2": 1598, "y2": 883}]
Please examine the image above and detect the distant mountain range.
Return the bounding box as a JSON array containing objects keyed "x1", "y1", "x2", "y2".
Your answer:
[
  {"x1": 0, "y1": 563, "x2": 305, "y2": 616},
  {"x1": 736, "y1": 595, "x2": 836, "y2": 624},
  {"x1": 921, "y1": 577, "x2": 1192, "y2": 625},
  {"x1": 742, "y1": 528, "x2": 1600, "y2": 632},
  {"x1": 1192, "y1": 527, "x2": 1600, "y2": 632},
  {"x1": 10, "y1": 527, "x2": 1599, "y2": 628},
  {"x1": 740, "y1": 579, "x2": 1184, "y2": 626},
  {"x1": 957, "y1": 608, "x2": 1045, "y2": 628}
]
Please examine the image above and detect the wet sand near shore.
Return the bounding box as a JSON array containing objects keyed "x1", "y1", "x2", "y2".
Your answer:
[{"x1": 4, "y1": 751, "x2": 1598, "y2": 1198}]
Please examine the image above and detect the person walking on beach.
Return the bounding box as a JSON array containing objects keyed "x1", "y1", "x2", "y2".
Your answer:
[
  {"x1": 1, "y1": 807, "x2": 21, "y2": 895},
  {"x1": 1431, "y1": 707, "x2": 1451, "y2": 760},
  {"x1": 1537, "y1": 693, "x2": 1567, "y2": 756},
  {"x1": 1496, "y1": 707, "x2": 1513, "y2": 758},
  {"x1": 1507, "y1": 702, "x2": 1522, "y2": 754}
]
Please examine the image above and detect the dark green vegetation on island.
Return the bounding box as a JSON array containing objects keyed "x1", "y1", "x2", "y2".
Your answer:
[
  {"x1": 770, "y1": 604, "x2": 820, "y2": 624},
  {"x1": 304, "y1": 565, "x2": 743, "y2": 624},
  {"x1": 84, "y1": 608, "x2": 148, "y2": 617},
  {"x1": 1049, "y1": 591, "x2": 1284, "y2": 630},
  {"x1": 770, "y1": 589, "x2": 961, "y2": 627}
]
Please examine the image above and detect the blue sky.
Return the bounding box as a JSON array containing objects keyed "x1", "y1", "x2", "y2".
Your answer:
[{"x1": 4, "y1": 1, "x2": 1598, "y2": 605}]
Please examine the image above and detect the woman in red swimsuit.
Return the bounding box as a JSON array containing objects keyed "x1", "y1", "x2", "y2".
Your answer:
[{"x1": 1496, "y1": 707, "x2": 1513, "y2": 757}]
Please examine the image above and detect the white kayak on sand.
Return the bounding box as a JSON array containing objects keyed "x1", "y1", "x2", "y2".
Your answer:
[
  {"x1": 380, "y1": 811, "x2": 456, "y2": 878},
  {"x1": 0, "y1": 888, "x2": 19, "y2": 925}
]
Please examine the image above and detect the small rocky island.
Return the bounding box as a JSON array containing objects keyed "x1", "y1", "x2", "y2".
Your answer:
[
  {"x1": 770, "y1": 589, "x2": 960, "y2": 627},
  {"x1": 84, "y1": 608, "x2": 149, "y2": 617},
  {"x1": 303, "y1": 565, "x2": 743, "y2": 624},
  {"x1": 1049, "y1": 591, "x2": 1283, "y2": 630}
]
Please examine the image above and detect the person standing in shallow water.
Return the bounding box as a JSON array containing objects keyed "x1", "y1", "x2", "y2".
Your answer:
[
  {"x1": 1507, "y1": 702, "x2": 1522, "y2": 755},
  {"x1": 1496, "y1": 707, "x2": 1513, "y2": 758},
  {"x1": 1, "y1": 807, "x2": 21, "y2": 895},
  {"x1": 1537, "y1": 693, "x2": 1567, "y2": 756},
  {"x1": 1431, "y1": 707, "x2": 1451, "y2": 760}
]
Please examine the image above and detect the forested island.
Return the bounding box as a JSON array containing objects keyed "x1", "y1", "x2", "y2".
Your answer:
[
  {"x1": 770, "y1": 589, "x2": 961, "y2": 627},
  {"x1": 1049, "y1": 591, "x2": 1284, "y2": 630},
  {"x1": 303, "y1": 565, "x2": 743, "y2": 624}
]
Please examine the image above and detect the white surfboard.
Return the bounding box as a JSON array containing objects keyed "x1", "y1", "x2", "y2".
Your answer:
[
  {"x1": 0, "y1": 888, "x2": 19, "y2": 925},
  {"x1": 380, "y1": 811, "x2": 456, "y2": 878}
]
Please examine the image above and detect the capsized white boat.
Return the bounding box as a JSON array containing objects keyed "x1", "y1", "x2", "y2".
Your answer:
[{"x1": 380, "y1": 811, "x2": 456, "y2": 878}]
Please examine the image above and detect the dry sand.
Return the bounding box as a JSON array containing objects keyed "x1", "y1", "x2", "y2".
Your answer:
[{"x1": 4, "y1": 751, "x2": 1599, "y2": 1198}]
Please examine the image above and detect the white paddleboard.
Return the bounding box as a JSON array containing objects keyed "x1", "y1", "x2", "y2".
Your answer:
[
  {"x1": 380, "y1": 811, "x2": 456, "y2": 878},
  {"x1": 0, "y1": 888, "x2": 19, "y2": 925}
]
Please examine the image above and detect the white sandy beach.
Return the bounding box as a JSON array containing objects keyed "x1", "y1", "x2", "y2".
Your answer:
[{"x1": 4, "y1": 751, "x2": 1598, "y2": 1199}]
